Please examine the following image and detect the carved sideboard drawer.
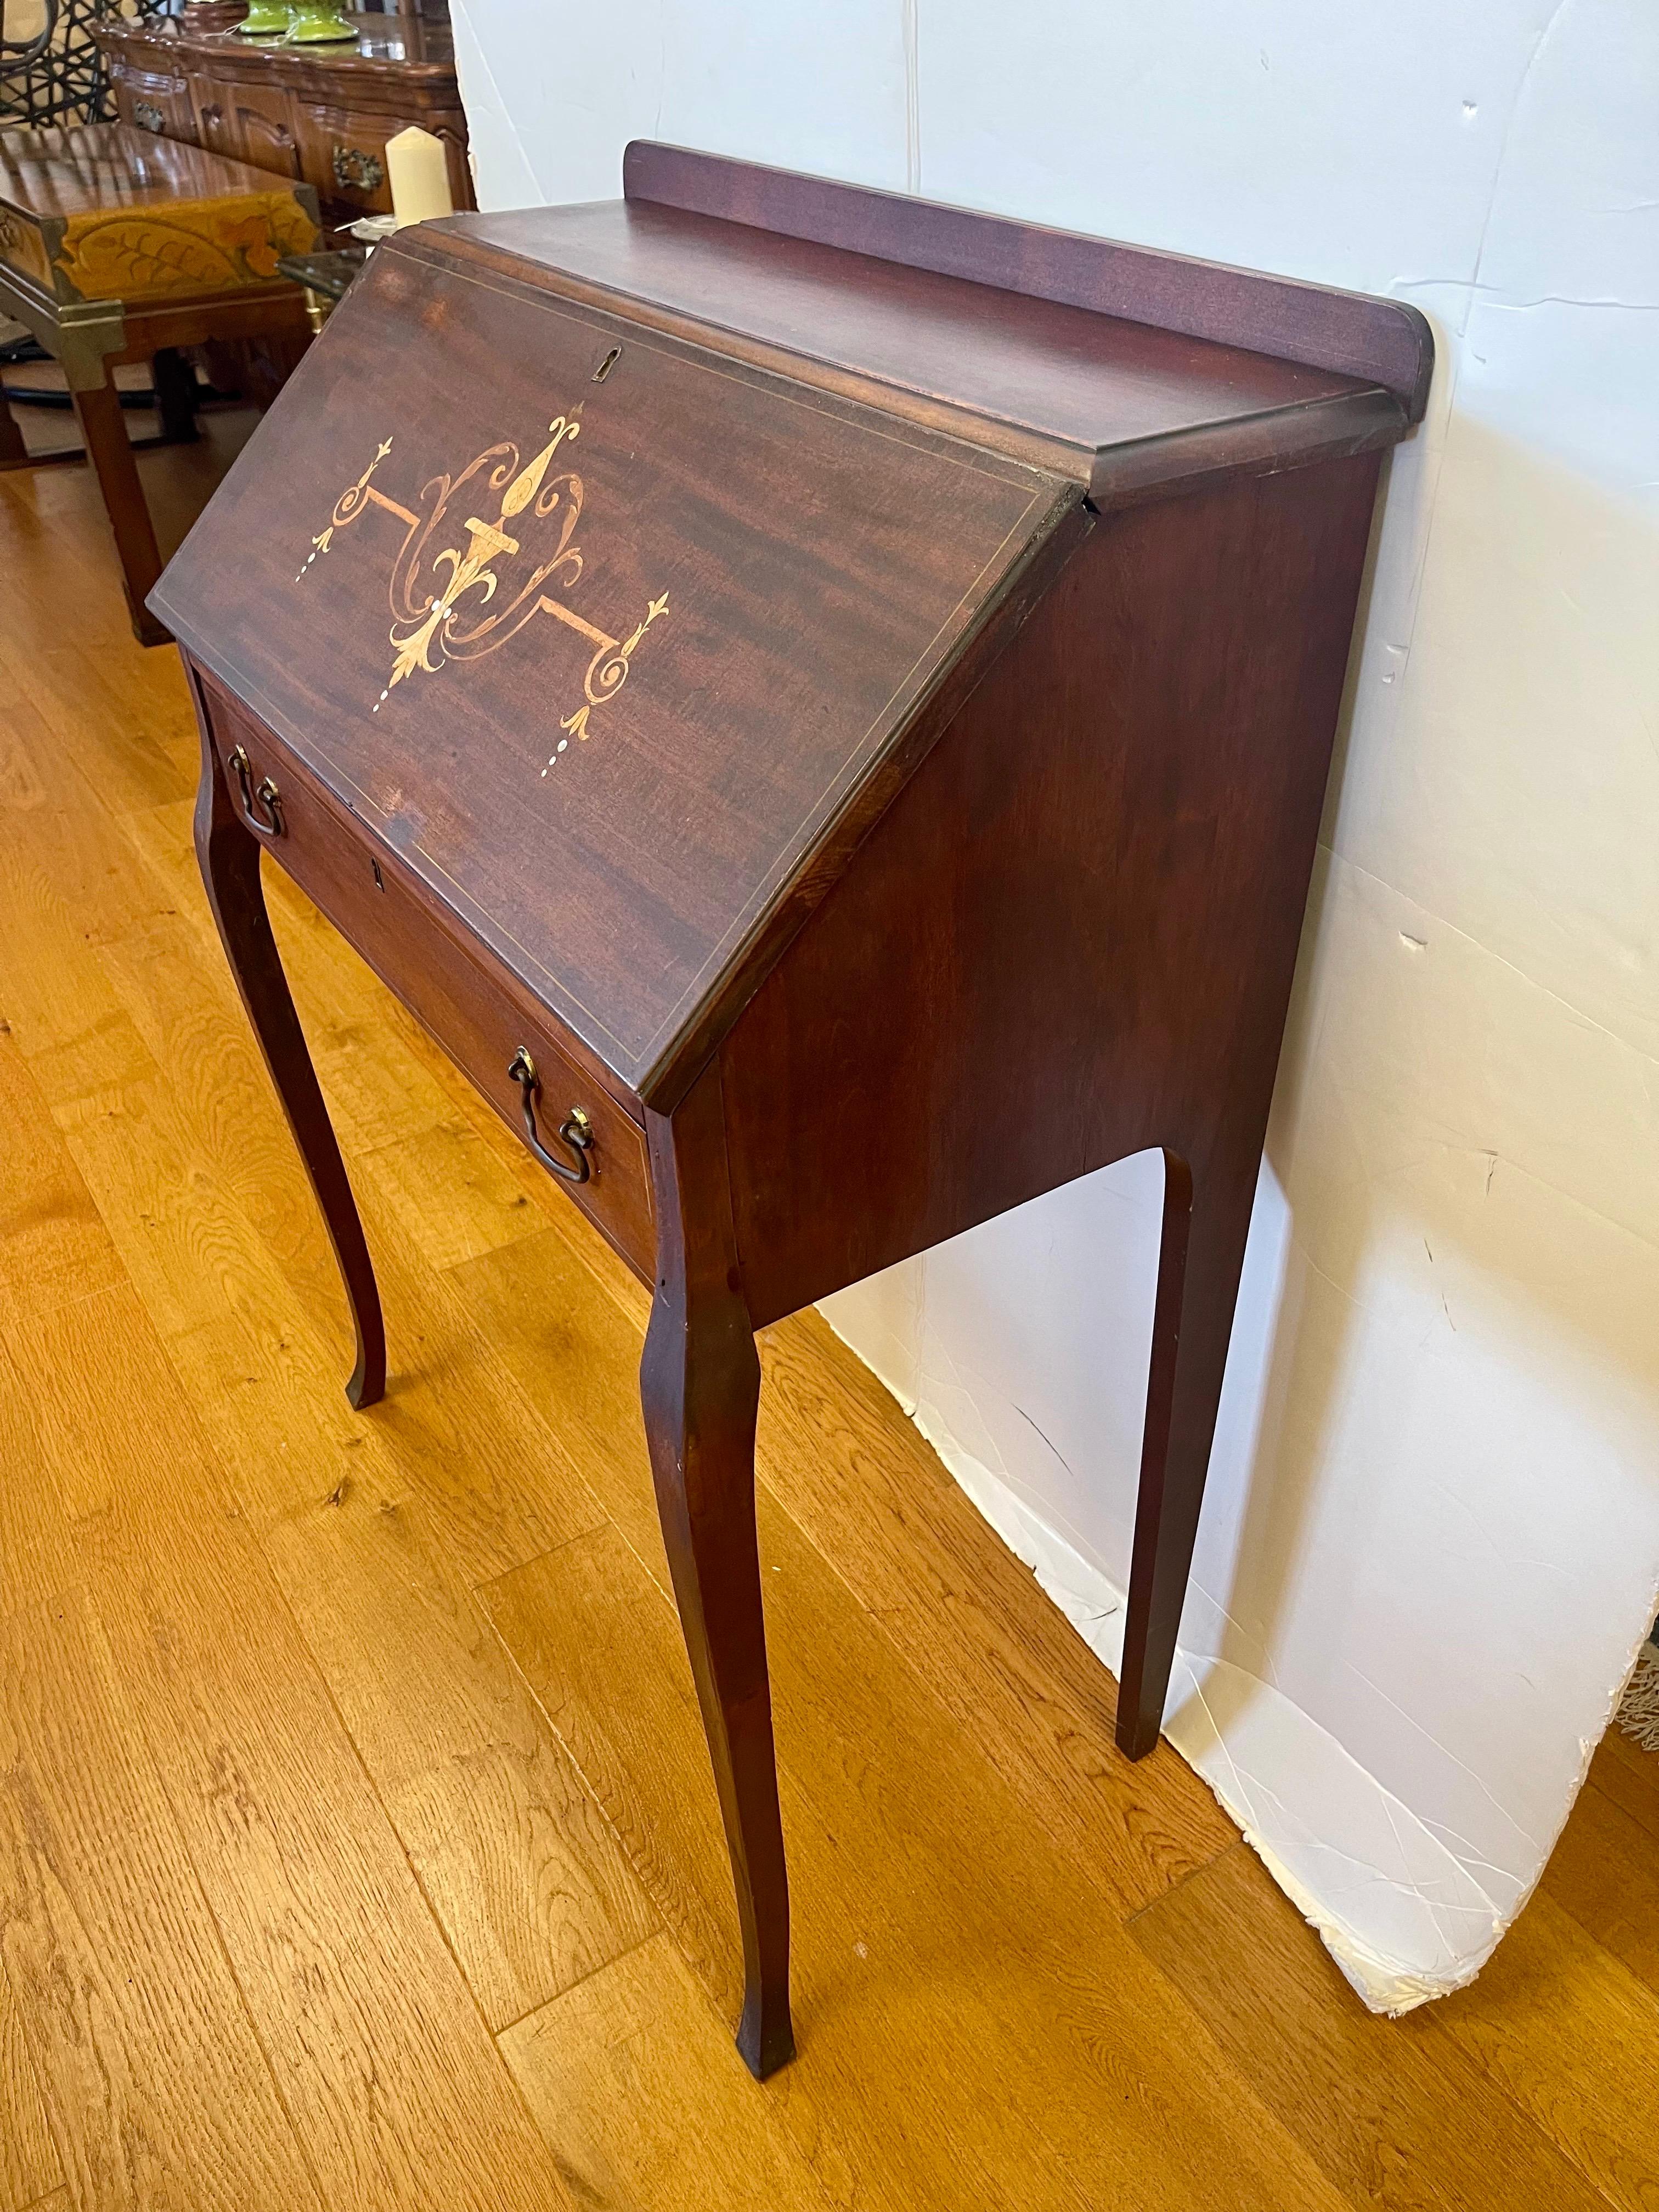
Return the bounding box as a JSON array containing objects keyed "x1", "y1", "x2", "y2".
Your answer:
[
  {"x1": 109, "y1": 62, "x2": 195, "y2": 142},
  {"x1": 190, "y1": 78, "x2": 303, "y2": 179},
  {"x1": 294, "y1": 105, "x2": 398, "y2": 215},
  {"x1": 196, "y1": 680, "x2": 656, "y2": 1277}
]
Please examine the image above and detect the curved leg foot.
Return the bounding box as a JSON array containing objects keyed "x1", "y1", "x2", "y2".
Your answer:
[
  {"x1": 641, "y1": 1060, "x2": 794, "y2": 2079},
  {"x1": 188, "y1": 674, "x2": 386, "y2": 1408}
]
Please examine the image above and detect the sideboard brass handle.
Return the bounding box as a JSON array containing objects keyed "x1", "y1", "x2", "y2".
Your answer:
[
  {"x1": 507, "y1": 1048, "x2": 593, "y2": 1183},
  {"x1": 228, "y1": 743, "x2": 285, "y2": 838},
  {"x1": 331, "y1": 144, "x2": 385, "y2": 193}
]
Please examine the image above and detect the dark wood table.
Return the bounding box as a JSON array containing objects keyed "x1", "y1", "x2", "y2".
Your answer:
[
  {"x1": 150, "y1": 142, "x2": 1432, "y2": 2076},
  {"x1": 0, "y1": 122, "x2": 318, "y2": 641}
]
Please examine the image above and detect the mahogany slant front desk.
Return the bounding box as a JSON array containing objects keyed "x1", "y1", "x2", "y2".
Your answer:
[{"x1": 151, "y1": 142, "x2": 1432, "y2": 2078}]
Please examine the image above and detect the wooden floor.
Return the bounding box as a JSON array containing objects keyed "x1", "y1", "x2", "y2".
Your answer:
[{"x1": 1, "y1": 424, "x2": 1656, "y2": 2212}]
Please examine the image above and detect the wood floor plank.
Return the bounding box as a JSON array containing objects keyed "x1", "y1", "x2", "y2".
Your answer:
[
  {"x1": 449, "y1": 1223, "x2": 673, "y2": 1585},
  {"x1": 0, "y1": 1333, "x2": 80, "y2": 1650},
  {"x1": 0, "y1": 735, "x2": 167, "y2": 1110},
  {"x1": 1543, "y1": 1777, "x2": 1659, "y2": 1997},
  {"x1": 4, "y1": 1279, "x2": 580, "y2": 2212},
  {"x1": 1591, "y1": 1730, "x2": 1659, "y2": 1849},
  {"x1": 0, "y1": 636, "x2": 194, "y2": 819},
  {"x1": 0, "y1": 1961, "x2": 63, "y2": 2212},
  {"x1": 42, "y1": 1064, "x2": 370, "y2": 1535},
  {"x1": 349, "y1": 1112, "x2": 552, "y2": 1273},
  {"x1": 487, "y1": 1515, "x2": 1352, "y2": 2212},
  {"x1": 757, "y1": 1308, "x2": 1234, "y2": 1915},
  {"x1": 0, "y1": 1029, "x2": 127, "y2": 1327},
  {"x1": 259, "y1": 1470, "x2": 658, "y2": 2031},
  {"x1": 486, "y1": 1522, "x2": 742, "y2": 2020},
  {"x1": 106, "y1": 795, "x2": 621, "y2": 1594},
  {"x1": 111, "y1": 1521, "x2": 582, "y2": 2212},
  {"x1": 461, "y1": 1222, "x2": 1232, "y2": 1923},
  {"x1": 0, "y1": 1586, "x2": 324, "y2": 2212},
  {"x1": 0, "y1": 683, "x2": 177, "y2": 964},
  {"x1": 95, "y1": 802, "x2": 616, "y2": 1586},
  {"x1": 487, "y1": 1524, "x2": 1101, "y2": 2212},
  {"x1": 352, "y1": 1174, "x2": 615, "y2": 1585},
  {"x1": 55, "y1": 982, "x2": 606, "y2": 1582},
  {"x1": 1127, "y1": 1842, "x2": 1612, "y2": 2212},
  {"x1": 92, "y1": 900, "x2": 348, "y2": 1317},
  {"x1": 1410, "y1": 1887, "x2": 1659, "y2": 2212},
  {"x1": 501, "y1": 1933, "x2": 840, "y2": 2212}
]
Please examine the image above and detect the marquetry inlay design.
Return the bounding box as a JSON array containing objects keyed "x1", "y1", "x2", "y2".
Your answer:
[{"x1": 298, "y1": 411, "x2": 669, "y2": 769}]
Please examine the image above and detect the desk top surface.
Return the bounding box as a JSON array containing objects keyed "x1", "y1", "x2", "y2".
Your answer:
[{"x1": 450, "y1": 199, "x2": 1370, "y2": 490}]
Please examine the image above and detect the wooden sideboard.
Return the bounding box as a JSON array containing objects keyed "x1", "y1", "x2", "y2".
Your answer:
[{"x1": 93, "y1": 11, "x2": 472, "y2": 232}]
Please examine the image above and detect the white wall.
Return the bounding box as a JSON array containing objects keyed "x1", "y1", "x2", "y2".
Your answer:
[{"x1": 452, "y1": 0, "x2": 1659, "y2": 2007}]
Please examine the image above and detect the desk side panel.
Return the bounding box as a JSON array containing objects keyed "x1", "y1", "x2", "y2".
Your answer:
[{"x1": 721, "y1": 449, "x2": 1385, "y2": 1330}]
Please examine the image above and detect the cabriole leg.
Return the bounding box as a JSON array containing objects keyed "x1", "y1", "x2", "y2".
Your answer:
[
  {"x1": 641, "y1": 1060, "x2": 794, "y2": 2079},
  {"x1": 189, "y1": 680, "x2": 386, "y2": 1408}
]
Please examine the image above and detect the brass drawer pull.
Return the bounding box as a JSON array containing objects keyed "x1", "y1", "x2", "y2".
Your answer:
[
  {"x1": 507, "y1": 1048, "x2": 593, "y2": 1183},
  {"x1": 228, "y1": 743, "x2": 285, "y2": 838},
  {"x1": 332, "y1": 144, "x2": 385, "y2": 193},
  {"x1": 133, "y1": 99, "x2": 166, "y2": 133}
]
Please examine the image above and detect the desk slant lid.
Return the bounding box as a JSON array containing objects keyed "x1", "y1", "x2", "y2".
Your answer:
[{"x1": 154, "y1": 237, "x2": 1080, "y2": 1102}]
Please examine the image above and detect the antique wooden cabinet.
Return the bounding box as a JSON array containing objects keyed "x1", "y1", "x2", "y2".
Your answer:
[
  {"x1": 94, "y1": 11, "x2": 472, "y2": 232},
  {"x1": 151, "y1": 143, "x2": 1432, "y2": 2076}
]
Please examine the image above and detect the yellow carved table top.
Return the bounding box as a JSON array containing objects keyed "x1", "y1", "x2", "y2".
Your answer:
[{"x1": 0, "y1": 122, "x2": 318, "y2": 308}]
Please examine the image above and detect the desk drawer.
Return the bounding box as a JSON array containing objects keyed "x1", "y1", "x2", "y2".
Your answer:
[{"x1": 202, "y1": 687, "x2": 654, "y2": 1277}]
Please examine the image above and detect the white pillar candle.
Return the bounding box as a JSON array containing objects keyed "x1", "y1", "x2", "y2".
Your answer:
[{"x1": 385, "y1": 126, "x2": 454, "y2": 229}]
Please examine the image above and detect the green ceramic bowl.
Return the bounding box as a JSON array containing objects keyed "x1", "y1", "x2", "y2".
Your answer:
[
  {"x1": 286, "y1": 2, "x2": 358, "y2": 40},
  {"x1": 235, "y1": 0, "x2": 294, "y2": 32}
]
